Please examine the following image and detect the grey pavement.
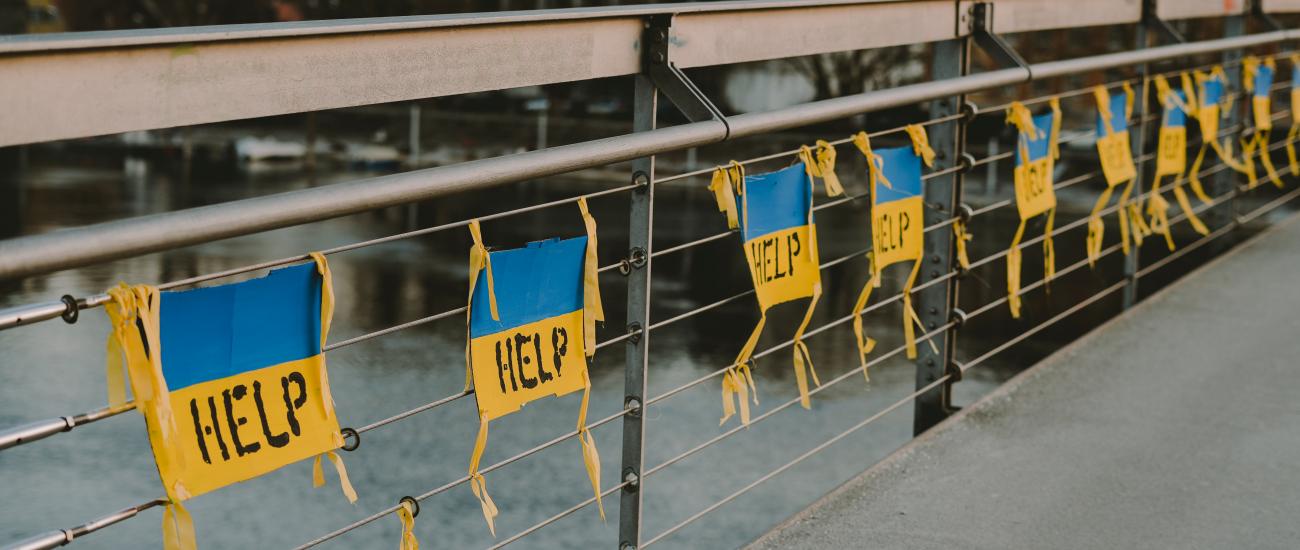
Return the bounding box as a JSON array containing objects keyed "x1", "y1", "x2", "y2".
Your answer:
[{"x1": 748, "y1": 213, "x2": 1300, "y2": 550}]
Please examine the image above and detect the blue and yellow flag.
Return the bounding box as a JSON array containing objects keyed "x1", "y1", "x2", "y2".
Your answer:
[
  {"x1": 1189, "y1": 66, "x2": 1244, "y2": 202},
  {"x1": 463, "y1": 199, "x2": 604, "y2": 534},
  {"x1": 1088, "y1": 83, "x2": 1149, "y2": 265},
  {"x1": 104, "y1": 254, "x2": 355, "y2": 550},
  {"x1": 851, "y1": 125, "x2": 937, "y2": 372},
  {"x1": 1243, "y1": 56, "x2": 1284, "y2": 189},
  {"x1": 1004, "y1": 100, "x2": 1060, "y2": 319},
  {"x1": 709, "y1": 152, "x2": 840, "y2": 425},
  {"x1": 1150, "y1": 74, "x2": 1210, "y2": 248}
]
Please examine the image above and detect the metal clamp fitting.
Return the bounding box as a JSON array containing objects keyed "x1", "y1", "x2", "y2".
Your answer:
[
  {"x1": 949, "y1": 308, "x2": 969, "y2": 329},
  {"x1": 632, "y1": 170, "x2": 651, "y2": 189},
  {"x1": 340, "y1": 427, "x2": 360, "y2": 451},
  {"x1": 957, "y1": 203, "x2": 974, "y2": 223},
  {"x1": 958, "y1": 153, "x2": 976, "y2": 174},
  {"x1": 946, "y1": 360, "x2": 965, "y2": 383},
  {"x1": 622, "y1": 468, "x2": 640, "y2": 492},
  {"x1": 625, "y1": 396, "x2": 643, "y2": 418},
  {"x1": 60, "y1": 295, "x2": 79, "y2": 324},
  {"x1": 400, "y1": 496, "x2": 420, "y2": 517},
  {"x1": 626, "y1": 322, "x2": 643, "y2": 344},
  {"x1": 960, "y1": 100, "x2": 979, "y2": 123},
  {"x1": 618, "y1": 248, "x2": 648, "y2": 275}
]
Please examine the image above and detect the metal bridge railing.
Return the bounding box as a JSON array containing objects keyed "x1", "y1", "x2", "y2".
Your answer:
[{"x1": 3, "y1": 2, "x2": 1300, "y2": 549}]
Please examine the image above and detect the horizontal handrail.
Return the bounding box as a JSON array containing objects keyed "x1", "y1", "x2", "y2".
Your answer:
[{"x1": 0, "y1": 28, "x2": 1295, "y2": 281}]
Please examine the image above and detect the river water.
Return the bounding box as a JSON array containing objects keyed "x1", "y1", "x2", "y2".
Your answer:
[{"x1": 4, "y1": 132, "x2": 1285, "y2": 549}]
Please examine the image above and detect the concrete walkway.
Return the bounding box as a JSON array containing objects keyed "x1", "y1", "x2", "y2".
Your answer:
[{"x1": 749, "y1": 214, "x2": 1300, "y2": 550}]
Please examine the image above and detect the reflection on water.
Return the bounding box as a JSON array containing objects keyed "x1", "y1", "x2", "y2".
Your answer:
[{"x1": 10, "y1": 139, "x2": 1279, "y2": 549}]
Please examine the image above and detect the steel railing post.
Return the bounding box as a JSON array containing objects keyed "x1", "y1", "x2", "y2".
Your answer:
[
  {"x1": 1123, "y1": 20, "x2": 1152, "y2": 309},
  {"x1": 912, "y1": 33, "x2": 971, "y2": 435},
  {"x1": 617, "y1": 72, "x2": 656, "y2": 550}
]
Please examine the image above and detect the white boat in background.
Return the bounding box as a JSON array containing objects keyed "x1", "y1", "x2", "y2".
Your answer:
[{"x1": 234, "y1": 136, "x2": 308, "y2": 162}]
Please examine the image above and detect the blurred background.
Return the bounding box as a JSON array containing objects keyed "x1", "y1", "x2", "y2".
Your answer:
[{"x1": 1, "y1": 3, "x2": 1297, "y2": 549}]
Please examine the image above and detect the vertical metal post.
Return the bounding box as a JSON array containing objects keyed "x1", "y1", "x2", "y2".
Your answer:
[
  {"x1": 912, "y1": 34, "x2": 970, "y2": 435},
  {"x1": 407, "y1": 102, "x2": 422, "y2": 230},
  {"x1": 1208, "y1": 14, "x2": 1246, "y2": 241},
  {"x1": 617, "y1": 71, "x2": 656, "y2": 549},
  {"x1": 1123, "y1": 22, "x2": 1152, "y2": 309},
  {"x1": 409, "y1": 102, "x2": 422, "y2": 169}
]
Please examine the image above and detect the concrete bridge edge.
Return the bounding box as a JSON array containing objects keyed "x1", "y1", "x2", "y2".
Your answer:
[{"x1": 744, "y1": 210, "x2": 1300, "y2": 549}]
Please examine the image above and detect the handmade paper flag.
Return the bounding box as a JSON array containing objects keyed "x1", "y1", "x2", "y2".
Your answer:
[
  {"x1": 1003, "y1": 99, "x2": 1060, "y2": 318},
  {"x1": 463, "y1": 201, "x2": 604, "y2": 534},
  {"x1": 104, "y1": 254, "x2": 355, "y2": 550},
  {"x1": 851, "y1": 125, "x2": 939, "y2": 370},
  {"x1": 708, "y1": 149, "x2": 841, "y2": 425}
]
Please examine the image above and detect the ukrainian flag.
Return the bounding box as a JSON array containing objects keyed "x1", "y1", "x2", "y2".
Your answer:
[
  {"x1": 105, "y1": 254, "x2": 352, "y2": 550},
  {"x1": 1005, "y1": 100, "x2": 1060, "y2": 318},
  {"x1": 1013, "y1": 111, "x2": 1059, "y2": 220},
  {"x1": 468, "y1": 235, "x2": 590, "y2": 419},
  {"x1": 1252, "y1": 60, "x2": 1275, "y2": 131},
  {"x1": 1096, "y1": 88, "x2": 1136, "y2": 187},
  {"x1": 736, "y1": 162, "x2": 819, "y2": 307},
  {"x1": 1156, "y1": 90, "x2": 1189, "y2": 178},
  {"x1": 710, "y1": 161, "x2": 825, "y2": 425},
  {"x1": 463, "y1": 201, "x2": 604, "y2": 535},
  {"x1": 1197, "y1": 70, "x2": 1227, "y2": 140},
  {"x1": 872, "y1": 145, "x2": 924, "y2": 268}
]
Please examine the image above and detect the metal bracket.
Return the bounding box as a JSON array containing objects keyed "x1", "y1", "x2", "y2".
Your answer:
[
  {"x1": 643, "y1": 15, "x2": 730, "y2": 138},
  {"x1": 1141, "y1": 0, "x2": 1186, "y2": 44},
  {"x1": 971, "y1": 3, "x2": 1029, "y2": 74},
  {"x1": 1252, "y1": 1, "x2": 1285, "y2": 31}
]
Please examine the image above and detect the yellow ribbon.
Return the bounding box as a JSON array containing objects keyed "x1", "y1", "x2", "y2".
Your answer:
[
  {"x1": 852, "y1": 131, "x2": 893, "y2": 191},
  {"x1": 709, "y1": 165, "x2": 740, "y2": 230},
  {"x1": 578, "y1": 198, "x2": 605, "y2": 357},
  {"x1": 1006, "y1": 101, "x2": 1040, "y2": 139},
  {"x1": 468, "y1": 418, "x2": 499, "y2": 536},
  {"x1": 720, "y1": 358, "x2": 758, "y2": 426},
  {"x1": 798, "y1": 140, "x2": 846, "y2": 197},
  {"x1": 576, "y1": 197, "x2": 607, "y2": 518},
  {"x1": 1086, "y1": 185, "x2": 1114, "y2": 267},
  {"x1": 850, "y1": 133, "x2": 886, "y2": 361},
  {"x1": 851, "y1": 253, "x2": 879, "y2": 382},
  {"x1": 720, "y1": 160, "x2": 762, "y2": 426},
  {"x1": 791, "y1": 219, "x2": 823, "y2": 408},
  {"x1": 1007, "y1": 220, "x2": 1026, "y2": 319},
  {"x1": 1147, "y1": 179, "x2": 1176, "y2": 251},
  {"x1": 905, "y1": 124, "x2": 937, "y2": 168},
  {"x1": 396, "y1": 500, "x2": 419, "y2": 550},
  {"x1": 1239, "y1": 133, "x2": 1262, "y2": 189},
  {"x1": 1289, "y1": 124, "x2": 1300, "y2": 177},
  {"x1": 162, "y1": 499, "x2": 197, "y2": 550},
  {"x1": 953, "y1": 218, "x2": 972, "y2": 271},
  {"x1": 106, "y1": 282, "x2": 196, "y2": 550},
  {"x1": 306, "y1": 253, "x2": 358, "y2": 503},
  {"x1": 312, "y1": 450, "x2": 358, "y2": 503},
  {"x1": 464, "y1": 220, "x2": 502, "y2": 535},
  {"x1": 1043, "y1": 208, "x2": 1057, "y2": 284},
  {"x1": 576, "y1": 369, "x2": 604, "y2": 520},
  {"x1": 465, "y1": 220, "x2": 499, "y2": 392}
]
